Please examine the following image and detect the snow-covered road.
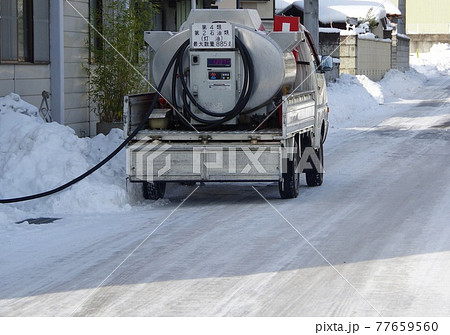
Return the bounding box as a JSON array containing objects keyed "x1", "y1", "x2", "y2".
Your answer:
[{"x1": 1, "y1": 49, "x2": 449, "y2": 317}]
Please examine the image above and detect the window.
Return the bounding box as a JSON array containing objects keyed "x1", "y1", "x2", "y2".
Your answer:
[
  {"x1": 0, "y1": 0, "x2": 49, "y2": 63},
  {"x1": 90, "y1": 0, "x2": 103, "y2": 52}
]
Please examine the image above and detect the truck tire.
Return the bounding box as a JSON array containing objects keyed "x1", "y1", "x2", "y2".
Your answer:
[
  {"x1": 305, "y1": 140, "x2": 324, "y2": 187},
  {"x1": 279, "y1": 139, "x2": 300, "y2": 199},
  {"x1": 143, "y1": 181, "x2": 166, "y2": 200}
]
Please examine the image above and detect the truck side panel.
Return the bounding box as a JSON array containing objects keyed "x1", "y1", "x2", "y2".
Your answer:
[{"x1": 127, "y1": 142, "x2": 281, "y2": 182}]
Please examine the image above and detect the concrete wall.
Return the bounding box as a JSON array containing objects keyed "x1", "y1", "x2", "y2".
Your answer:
[
  {"x1": 357, "y1": 38, "x2": 391, "y2": 81},
  {"x1": 391, "y1": 34, "x2": 410, "y2": 72},
  {"x1": 409, "y1": 34, "x2": 450, "y2": 54},
  {"x1": 339, "y1": 35, "x2": 358, "y2": 76},
  {"x1": 340, "y1": 35, "x2": 392, "y2": 81},
  {"x1": 63, "y1": 0, "x2": 91, "y2": 137}
]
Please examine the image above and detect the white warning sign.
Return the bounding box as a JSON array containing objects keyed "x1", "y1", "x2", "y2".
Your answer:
[{"x1": 191, "y1": 23, "x2": 234, "y2": 49}]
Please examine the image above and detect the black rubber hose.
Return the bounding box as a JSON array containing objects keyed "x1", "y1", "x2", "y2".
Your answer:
[{"x1": 0, "y1": 40, "x2": 188, "y2": 204}]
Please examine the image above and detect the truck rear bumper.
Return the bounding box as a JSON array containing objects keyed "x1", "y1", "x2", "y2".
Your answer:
[{"x1": 126, "y1": 141, "x2": 282, "y2": 182}]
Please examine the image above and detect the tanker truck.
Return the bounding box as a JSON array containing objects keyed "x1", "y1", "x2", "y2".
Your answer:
[{"x1": 124, "y1": 9, "x2": 332, "y2": 200}]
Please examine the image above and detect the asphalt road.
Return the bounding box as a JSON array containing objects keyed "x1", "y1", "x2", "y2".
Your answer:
[{"x1": 1, "y1": 76, "x2": 449, "y2": 317}]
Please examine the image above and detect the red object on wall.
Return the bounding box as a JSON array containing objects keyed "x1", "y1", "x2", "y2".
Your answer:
[{"x1": 274, "y1": 15, "x2": 300, "y2": 32}]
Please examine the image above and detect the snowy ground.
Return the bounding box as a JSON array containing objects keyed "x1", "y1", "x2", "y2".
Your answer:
[{"x1": 0, "y1": 44, "x2": 449, "y2": 316}]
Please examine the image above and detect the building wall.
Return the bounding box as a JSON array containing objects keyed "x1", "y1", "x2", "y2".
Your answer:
[
  {"x1": 0, "y1": 1, "x2": 91, "y2": 136},
  {"x1": 391, "y1": 0, "x2": 450, "y2": 34},
  {"x1": 63, "y1": 0, "x2": 91, "y2": 137},
  {"x1": 217, "y1": 0, "x2": 274, "y2": 19},
  {"x1": 0, "y1": 65, "x2": 51, "y2": 109},
  {"x1": 0, "y1": 0, "x2": 51, "y2": 108}
]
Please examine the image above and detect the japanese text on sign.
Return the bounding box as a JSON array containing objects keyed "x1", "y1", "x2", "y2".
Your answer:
[{"x1": 191, "y1": 23, "x2": 234, "y2": 49}]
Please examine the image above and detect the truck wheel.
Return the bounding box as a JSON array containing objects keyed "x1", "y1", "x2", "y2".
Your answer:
[
  {"x1": 305, "y1": 140, "x2": 324, "y2": 187},
  {"x1": 142, "y1": 181, "x2": 166, "y2": 200},
  {"x1": 279, "y1": 139, "x2": 300, "y2": 199}
]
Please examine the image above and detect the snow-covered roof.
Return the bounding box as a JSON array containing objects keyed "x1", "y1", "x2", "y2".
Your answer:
[{"x1": 276, "y1": 0, "x2": 401, "y2": 24}]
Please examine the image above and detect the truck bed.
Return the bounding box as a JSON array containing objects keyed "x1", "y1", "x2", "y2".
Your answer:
[
  {"x1": 124, "y1": 91, "x2": 316, "y2": 142},
  {"x1": 133, "y1": 128, "x2": 283, "y2": 142}
]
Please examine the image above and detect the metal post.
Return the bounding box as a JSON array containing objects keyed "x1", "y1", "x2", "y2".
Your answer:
[
  {"x1": 236, "y1": 0, "x2": 240, "y2": 9},
  {"x1": 303, "y1": 0, "x2": 319, "y2": 47},
  {"x1": 191, "y1": 0, "x2": 196, "y2": 10},
  {"x1": 398, "y1": 0, "x2": 406, "y2": 35}
]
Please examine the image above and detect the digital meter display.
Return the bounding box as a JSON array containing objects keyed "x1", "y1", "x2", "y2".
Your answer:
[
  {"x1": 209, "y1": 72, "x2": 231, "y2": 80},
  {"x1": 207, "y1": 58, "x2": 231, "y2": 68}
]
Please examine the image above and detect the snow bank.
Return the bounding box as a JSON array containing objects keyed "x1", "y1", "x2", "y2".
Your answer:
[
  {"x1": 0, "y1": 94, "x2": 137, "y2": 223},
  {"x1": 380, "y1": 69, "x2": 427, "y2": 101},
  {"x1": 410, "y1": 43, "x2": 450, "y2": 77},
  {"x1": 326, "y1": 43, "x2": 449, "y2": 129},
  {"x1": 327, "y1": 74, "x2": 381, "y2": 127},
  {"x1": 328, "y1": 68, "x2": 426, "y2": 128},
  {"x1": 276, "y1": 0, "x2": 391, "y2": 24},
  {"x1": 0, "y1": 93, "x2": 40, "y2": 118}
]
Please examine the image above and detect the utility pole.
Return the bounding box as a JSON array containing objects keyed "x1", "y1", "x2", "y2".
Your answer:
[
  {"x1": 191, "y1": 0, "x2": 196, "y2": 10},
  {"x1": 303, "y1": 0, "x2": 319, "y2": 47},
  {"x1": 397, "y1": 0, "x2": 406, "y2": 34}
]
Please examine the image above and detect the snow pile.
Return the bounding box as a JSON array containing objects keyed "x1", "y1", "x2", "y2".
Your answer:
[
  {"x1": 327, "y1": 74, "x2": 382, "y2": 126},
  {"x1": 358, "y1": 32, "x2": 380, "y2": 40},
  {"x1": 276, "y1": 0, "x2": 392, "y2": 24},
  {"x1": 410, "y1": 43, "x2": 450, "y2": 77},
  {"x1": 326, "y1": 42, "x2": 450, "y2": 128},
  {"x1": 0, "y1": 94, "x2": 137, "y2": 223},
  {"x1": 357, "y1": 75, "x2": 384, "y2": 104},
  {"x1": 0, "y1": 93, "x2": 40, "y2": 118},
  {"x1": 327, "y1": 68, "x2": 427, "y2": 128},
  {"x1": 380, "y1": 69, "x2": 427, "y2": 101}
]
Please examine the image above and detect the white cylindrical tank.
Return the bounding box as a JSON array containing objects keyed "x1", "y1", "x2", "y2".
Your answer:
[{"x1": 151, "y1": 10, "x2": 298, "y2": 112}]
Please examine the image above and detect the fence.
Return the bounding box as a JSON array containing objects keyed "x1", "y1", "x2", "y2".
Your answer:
[
  {"x1": 339, "y1": 34, "x2": 409, "y2": 81},
  {"x1": 392, "y1": 34, "x2": 410, "y2": 72}
]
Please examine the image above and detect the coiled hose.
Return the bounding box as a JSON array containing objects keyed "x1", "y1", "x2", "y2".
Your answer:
[
  {"x1": 172, "y1": 36, "x2": 254, "y2": 130},
  {"x1": 0, "y1": 35, "x2": 254, "y2": 203}
]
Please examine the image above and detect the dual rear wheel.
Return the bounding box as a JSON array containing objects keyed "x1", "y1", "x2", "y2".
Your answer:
[
  {"x1": 142, "y1": 181, "x2": 166, "y2": 200},
  {"x1": 278, "y1": 135, "x2": 324, "y2": 199}
]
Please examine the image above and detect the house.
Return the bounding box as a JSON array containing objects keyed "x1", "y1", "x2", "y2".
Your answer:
[
  {"x1": 275, "y1": 0, "x2": 409, "y2": 81},
  {"x1": 153, "y1": 1, "x2": 218, "y2": 31},
  {"x1": 276, "y1": 0, "x2": 401, "y2": 38},
  {"x1": 0, "y1": 0, "x2": 218, "y2": 137},
  {"x1": 390, "y1": 0, "x2": 450, "y2": 52},
  {"x1": 0, "y1": 1, "x2": 92, "y2": 136}
]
